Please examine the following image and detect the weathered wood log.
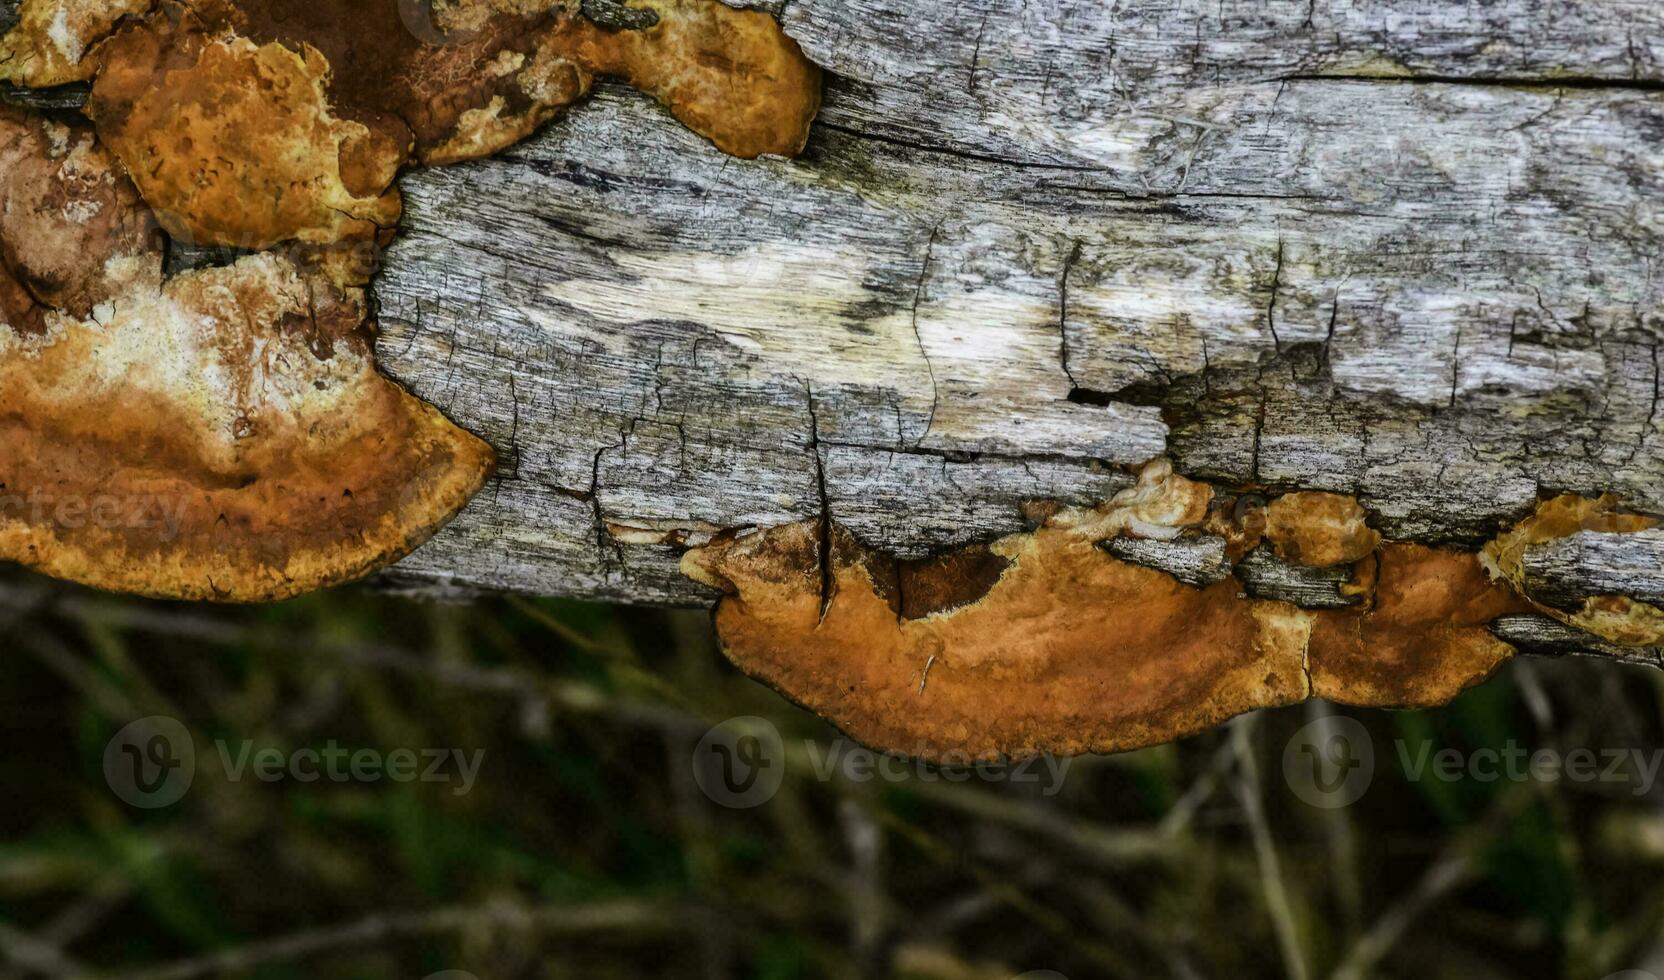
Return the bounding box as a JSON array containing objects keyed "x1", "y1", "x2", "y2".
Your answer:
[
  {"x1": 346, "y1": 2, "x2": 1660, "y2": 665},
  {"x1": 3, "y1": 0, "x2": 1662, "y2": 751}
]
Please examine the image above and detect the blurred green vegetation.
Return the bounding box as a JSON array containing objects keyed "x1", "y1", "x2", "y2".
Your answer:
[{"x1": 1, "y1": 572, "x2": 1663, "y2": 980}]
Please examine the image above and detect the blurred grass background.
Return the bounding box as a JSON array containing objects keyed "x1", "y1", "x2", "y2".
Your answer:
[{"x1": 2, "y1": 570, "x2": 1663, "y2": 980}]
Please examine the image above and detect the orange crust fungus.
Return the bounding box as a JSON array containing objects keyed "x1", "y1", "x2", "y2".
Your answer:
[
  {"x1": 684, "y1": 463, "x2": 1532, "y2": 762},
  {"x1": 0, "y1": 0, "x2": 153, "y2": 87},
  {"x1": 88, "y1": 17, "x2": 406, "y2": 258},
  {"x1": 1263, "y1": 490, "x2": 1381, "y2": 567},
  {"x1": 559, "y1": 0, "x2": 824, "y2": 159},
  {"x1": 77, "y1": 0, "x2": 821, "y2": 262}
]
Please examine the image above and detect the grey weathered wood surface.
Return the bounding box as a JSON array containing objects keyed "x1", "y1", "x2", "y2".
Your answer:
[
  {"x1": 371, "y1": 0, "x2": 1663, "y2": 621},
  {"x1": 4, "y1": 0, "x2": 1662, "y2": 662}
]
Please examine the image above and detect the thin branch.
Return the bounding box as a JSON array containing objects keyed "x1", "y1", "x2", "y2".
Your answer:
[
  {"x1": 1231, "y1": 715, "x2": 1310, "y2": 980},
  {"x1": 0, "y1": 920, "x2": 91, "y2": 978},
  {"x1": 1331, "y1": 786, "x2": 1534, "y2": 980}
]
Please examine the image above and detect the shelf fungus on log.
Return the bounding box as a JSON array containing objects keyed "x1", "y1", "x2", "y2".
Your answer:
[
  {"x1": 0, "y1": 108, "x2": 494, "y2": 601},
  {"x1": 682, "y1": 461, "x2": 1534, "y2": 762},
  {"x1": 1482, "y1": 496, "x2": 1664, "y2": 649},
  {"x1": 62, "y1": 0, "x2": 819, "y2": 263}
]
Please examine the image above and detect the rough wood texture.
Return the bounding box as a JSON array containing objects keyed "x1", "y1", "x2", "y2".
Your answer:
[
  {"x1": 371, "y1": 0, "x2": 1660, "y2": 597},
  {"x1": 6, "y1": 0, "x2": 1660, "y2": 664}
]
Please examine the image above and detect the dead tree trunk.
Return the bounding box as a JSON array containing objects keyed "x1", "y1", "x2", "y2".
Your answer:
[
  {"x1": 355, "y1": 2, "x2": 1660, "y2": 667},
  {"x1": 2, "y1": 0, "x2": 1660, "y2": 756}
]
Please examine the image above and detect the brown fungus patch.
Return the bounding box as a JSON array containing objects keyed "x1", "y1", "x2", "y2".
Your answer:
[
  {"x1": 894, "y1": 543, "x2": 1014, "y2": 621},
  {"x1": 81, "y1": 0, "x2": 820, "y2": 258},
  {"x1": 684, "y1": 464, "x2": 1530, "y2": 762},
  {"x1": 1263, "y1": 490, "x2": 1381, "y2": 567},
  {"x1": 0, "y1": 107, "x2": 158, "y2": 331},
  {"x1": 1482, "y1": 495, "x2": 1664, "y2": 647},
  {"x1": 0, "y1": 251, "x2": 494, "y2": 602},
  {"x1": 0, "y1": 0, "x2": 154, "y2": 87},
  {"x1": 188, "y1": 0, "x2": 589, "y2": 164}
]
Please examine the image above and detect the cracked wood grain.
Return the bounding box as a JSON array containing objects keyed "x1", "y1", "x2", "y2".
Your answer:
[{"x1": 375, "y1": 54, "x2": 1662, "y2": 634}]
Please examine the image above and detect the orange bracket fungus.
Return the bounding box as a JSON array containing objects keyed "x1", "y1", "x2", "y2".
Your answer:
[
  {"x1": 684, "y1": 461, "x2": 1565, "y2": 762},
  {"x1": 71, "y1": 0, "x2": 820, "y2": 264},
  {"x1": 1, "y1": 0, "x2": 823, "y2": 600},
  {"x1": 0, "y1": 109, "x2": 493, "y2": 600}
]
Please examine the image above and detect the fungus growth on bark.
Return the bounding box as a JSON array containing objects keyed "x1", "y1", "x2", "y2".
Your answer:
[
  {"x1": 1482, "y1": 495, "x2": 1664, "y2": 648},
  {"x1": 17, "y1": 0, "x2": 821, "y2": 268},
  {"x1": 1, "y1": 0, "x2": 824, "y2": 600},
  {"x1": 0, "y1": 252, "x2": 497, "y2": 601},
  {"x1": 682, "y1": 462, "x2": 1585, "y2": 762},
  {"x1": 0, "y1": 110, "x2": 494, "y2": 600},
  {"x1": 12, "y1": 1, "x2": 1651, "y2": 760}
]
